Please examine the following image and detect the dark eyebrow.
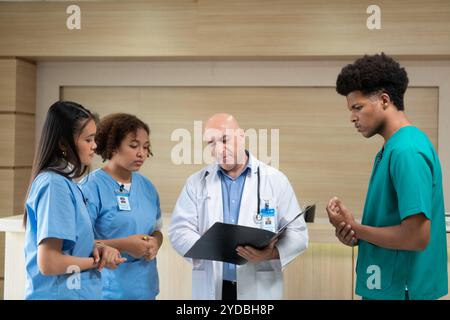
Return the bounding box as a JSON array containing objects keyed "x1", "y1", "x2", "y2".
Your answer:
[{"x1": 131, "y1": 139, "x2": 150, "y2": 144}]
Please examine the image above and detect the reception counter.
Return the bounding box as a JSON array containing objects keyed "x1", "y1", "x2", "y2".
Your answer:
[{"x1": 1, "y1": 214, "x2": 448, "y2": 300}]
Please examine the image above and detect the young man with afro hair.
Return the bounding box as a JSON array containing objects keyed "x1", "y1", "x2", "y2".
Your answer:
[{"x1": 326, "y1": 53, "x2": 448, "y2": 300}]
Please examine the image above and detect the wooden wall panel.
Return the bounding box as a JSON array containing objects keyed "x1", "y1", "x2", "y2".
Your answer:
[
  {"x1": 0, "y1": 1, "x2": 449, "y2": 58},
  {"x1": 0, "y1": 59, "x2": 36, "y2": 113},
  {"x1": 15, "y1": 60, "x2": 37, "y2": 115},
  {"x1": 13, "y1": 168, "x2": 32, "y2": 216},
  {"x1": 0, "y1": 1, "x2": 198, "y2": 58},
  {"x1": 284, "y1": 243, "x2": 353, "y2": 299},
  {"x1": 0, "y1": 115, "x2": 15, "y2": 166},
  {"x1": 0, "y1": 170, "x2": 14, "y2": 217},
  {"x1": 403, "y1": 87, "x2": 439, "y2": 150},
  {"x1": 14, "y1": 115, "x2": 35, "y2": 167},
  {"x1": 0, "y1": 168, "x2": 31, "y2": 217},
  {"x1": 62, "y1": 86, "x2": 438, "y2": 220},
  {"x1": 0, "y1": 60, "x2": 16, "y2": 111},
  {"x1": 197, "y1": 0, "x2": 450, "y2": 57},
  {"x1": 0, "y1": 115, "x2": 35, "y2": 167}
]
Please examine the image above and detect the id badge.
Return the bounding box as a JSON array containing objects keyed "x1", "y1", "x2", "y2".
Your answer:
[
  {"x1": 116, "y1": 192, "x2": 131, "y2": 211},
  {"x1": 260, "y1": 204, "x2": 276, "y2": 233}
]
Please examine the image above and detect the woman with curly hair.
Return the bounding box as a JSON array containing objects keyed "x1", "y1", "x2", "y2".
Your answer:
[
  {"x1": 326, "y1": 53, "x2": 447, "y2": 300},
  {"x1": 80, "y1": 113, "x2": 163, "y2": 300}
]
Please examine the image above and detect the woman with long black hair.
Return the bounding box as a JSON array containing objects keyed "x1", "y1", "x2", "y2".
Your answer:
[{"x1": 24, "y1": 101, "x2": 125, "y2": 299}]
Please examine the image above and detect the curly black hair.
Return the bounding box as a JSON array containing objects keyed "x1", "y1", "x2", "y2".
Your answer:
[
  {"x1": 336, "y1": 53, "x2": 409, "y2": 110},
  {"x1": 95, "y1": 113, "x2": 152, "y2": 161}
]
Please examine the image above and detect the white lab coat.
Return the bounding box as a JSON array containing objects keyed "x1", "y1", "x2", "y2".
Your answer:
[{"x1": 168, "y1": 154, "x2": 309, "y2": 300}]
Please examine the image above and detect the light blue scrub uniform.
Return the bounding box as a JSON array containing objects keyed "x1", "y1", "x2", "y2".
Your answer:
[
  {"x1": 80, "y1": 169, "x2": 161, "y2": 300},
  {"x1": 24, "y1": 171, "x2": 102, "y2": 300}
]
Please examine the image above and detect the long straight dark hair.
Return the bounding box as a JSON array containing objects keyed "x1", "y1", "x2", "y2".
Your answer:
[{"x1": 23, "y1": 101, "x2": 97, "y2": 226}]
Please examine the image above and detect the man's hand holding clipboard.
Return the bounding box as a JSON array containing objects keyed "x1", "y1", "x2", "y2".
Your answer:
[{"x1": 184, "y1": 204, "x2": 314, "y2": 265}]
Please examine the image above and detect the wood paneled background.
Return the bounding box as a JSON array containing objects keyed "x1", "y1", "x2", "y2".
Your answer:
[{"x1": 0, "y1": 0, "x2": 449, "y2": 59}]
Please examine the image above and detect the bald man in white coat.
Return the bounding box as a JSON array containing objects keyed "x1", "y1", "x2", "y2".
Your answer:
[{"x1": 169, "y1": 113, "x2": 308, "y2": 300}]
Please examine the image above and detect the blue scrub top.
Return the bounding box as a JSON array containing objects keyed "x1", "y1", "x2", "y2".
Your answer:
[
  {"x1": 80, "y1": 169, "x2": 161, "y2": 300},
  {"x1": 24, "y1": 171, "x2": 102, "y2": 300}
]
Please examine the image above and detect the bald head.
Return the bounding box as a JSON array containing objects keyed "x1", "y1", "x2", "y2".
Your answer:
[
  {"x1": 204, "y1": 113, "x2": 240, "y2": 132},
  {"x1": 203, "y1": 113, "x2": 247, "y2": 172}
]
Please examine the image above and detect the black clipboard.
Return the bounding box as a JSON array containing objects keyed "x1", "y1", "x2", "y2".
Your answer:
[{"x1": 184, "y1": 204, "x2": 315, "y2": 265}]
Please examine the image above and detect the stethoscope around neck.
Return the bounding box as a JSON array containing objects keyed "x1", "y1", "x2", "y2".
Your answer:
[
  {"x1": 201, "y1": 165, "x2": 263, "y2": 223},
  {"x1": 254, "y1": 166, "x2": 263, "y2": 223}
]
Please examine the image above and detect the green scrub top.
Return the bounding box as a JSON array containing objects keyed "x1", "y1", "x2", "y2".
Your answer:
[{"x1": 355, "y1": 126, "x2": 448, "y2": 300}]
